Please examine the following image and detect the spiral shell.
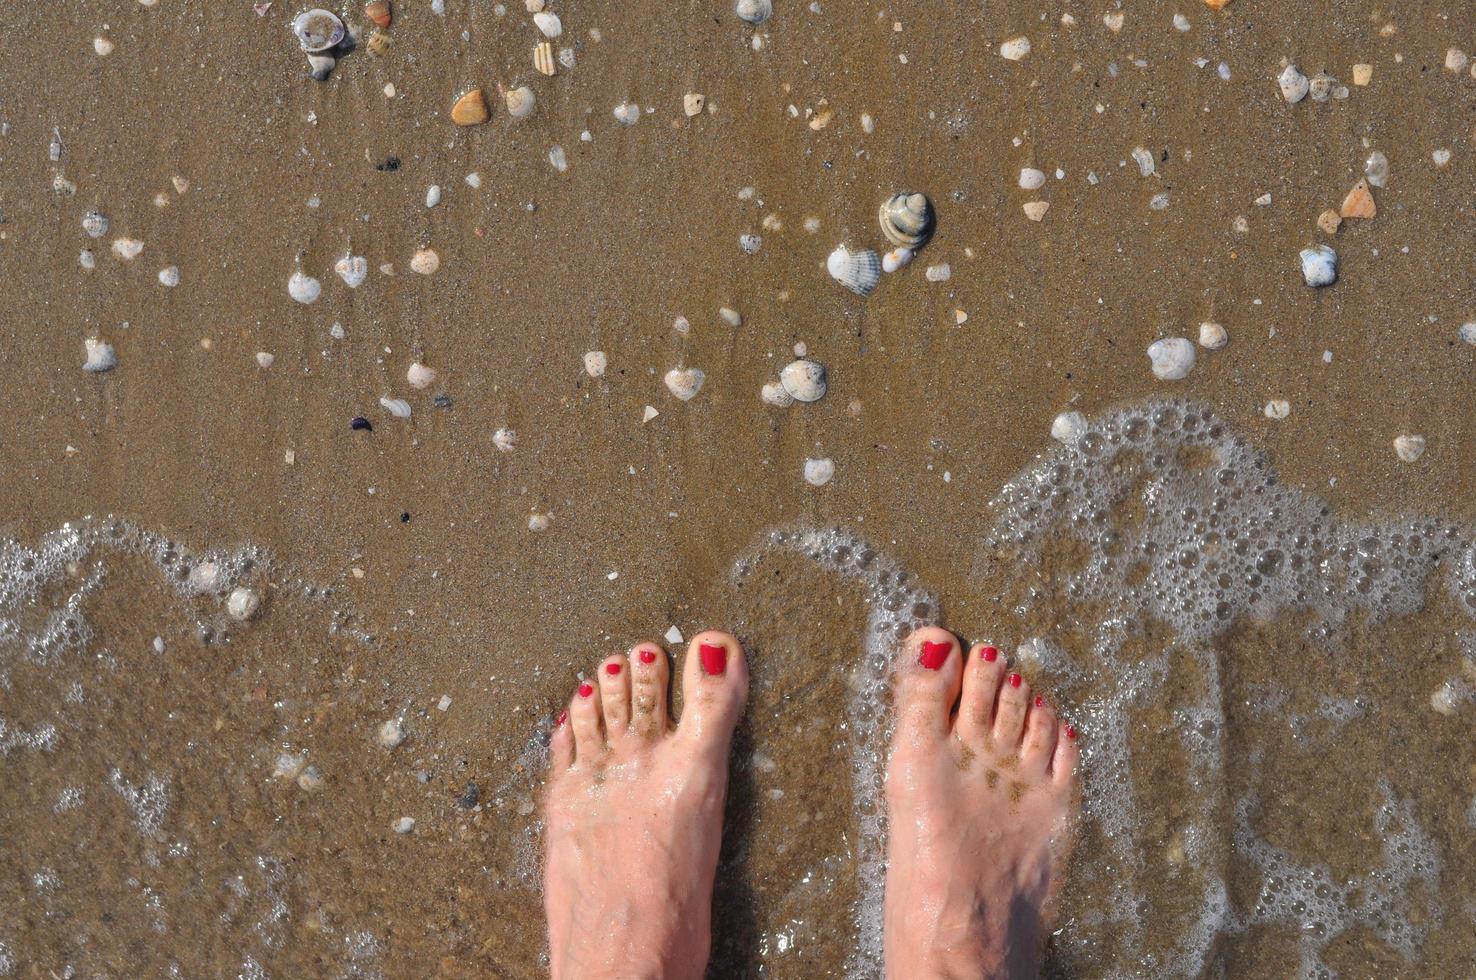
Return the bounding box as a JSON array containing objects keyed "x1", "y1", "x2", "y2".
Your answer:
[
  {"x1": 878, "y1": 192, "x2": 935, "y2": 250},
  {"x1": 826, "y1": 245, "x2": 881, "y2": 297},
  {"x1": 293, "y1": 9, "x2": 346, "y2": 52}
]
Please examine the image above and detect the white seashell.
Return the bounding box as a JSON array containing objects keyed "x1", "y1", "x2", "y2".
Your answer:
[
  {"x1": 79, "y1": 248, "x2": 95, "y2": 269},
  {"x1": 293, "y1": 9, "x2": 346, "y2": 52},
  {"x1": 735, "y1": 0, "x2": 772, "y2": 25},
  {"x1": 719, "y1": 307, "x2": 742, "y2": 327},
  {"x1": 739, "y1": 233, "x2": 762, "y2": 254},
  {"x1": 1277, "y1": 63, "x2": 1308, "y2": 103},
  {"x1": 111, "y1": 237, "x2": 144, "y2": 260},
  {"x1": 1308, "y1": 71, "x2": 1337, "y2": 102},
  {"x1": 465, "y1": 172, "x2": 482, "y2": 188},
  {"x1": 393, "y1": 817, "x2": 415, "y2": 834},
  {"x1": 1432, "y1": 148, "x2": 1452, "y2": 168},
  {"x1": 82, "y1": 210, "x2": 108, "y2": 238},
  {"x1": 1147, "y1": 337, "x2": 1195, "y2": 380},
  {"x1": 226, "y1": 587, "x2": 261, "y2": 621},
  {"x1": 779, "y1": 359, "x2": 827, "y2": 402},
  {"x1": 612, "y1": 101, "x2": 640, "y2": 125},
  {"x1": 826, "y1": 245, "x2": 882, "y2": 296},
  {"x1": 1263, "y1": 399, "x2": 1291, "y2": 420},
  {"x1": 406, "y1": 362, "x2": 437, "y2": 389},
  {"x1": 379, "y1": 396, "x2": 412, "y2": 418},
  {"x1": 157, "y1": 266, "x2": 180, "y2": 287},
  {"x1": 878, "y1": 191, "x2": 935, "y2": 249},
  {"x1": 999, "y1": 36, "x2": 1031, "y2": 61},
  {"x1": 493, "y1": 427, "x2": 518, "y2": 452},
  {"x1": 527, "y1": 512, "x2": 552, "y2": 532},
  {"x1": 760, "y1": 382, "x2": 795, "y2": 407},
  {"x1": 335, "y1": 254, "x2": 368, "y2": 288},
  {"x1": 924, "y1": 263, "x2": 951, "y2": 282},
  {"x1": 584, "y1": 350, "x2": 607, "y2": 377},
  {"x1": 803, "y1": 458, "x2": 834, "y2": 486},
  {"x1": 1198, "y1": 321, "x2": 1228, "y2": 349},
  {"x1": 533, "y1": 10, "x2": 562, "y2": 36},
  {"x1": 1299, "y1": 244, "x2": 1337, "y2": 287},
  {"x1": 1459, "y1": 323, "x2": 1476, "y2": 345},
  {"x1": 642, "y1": 405, "x2": 659, "y2": 423},
  {"x1": 1365, "y1": 150, "x2": 1389, "y2": 187},
  {"x1": 378, "y1": 718, "x2": 405, "y2": 749},
  {"x1": 425, "y1": 184, "x2": 442, "y2": 208},
  {"x1": 505, "y1": 86, "x2": 536, "y2": 119},
  {"x1": 410, "y1": 248, "x2": 440, "y2": 275},
  {"x1": 1394, "y1": 434, "x2": 1426, "y2": 463},
  {"x1": 83, "y1": 337, "x2": 116, "y2": 373},
  {"x1": 256, "y1": 351, "x2": 275, "y2": 369},
  {"x1": 288, "y1": 271, "x2": 322, "y2": 304},
  {"x1": 1018, "y1": 167, "x2": 1046, "y2": 190},
  {"x1": 548, "y1": 145, "x2": 568, "y2": 172},
  {"x1": 882, "y1": 247, "x2": 913, "y2": 273},
  {"x1": 94, "y1": 37, "x2": 115, "y2": 56},
  {"x1": 664, "y1": 367, "x2": 706, "y2": 401},
  {"x1": 1131, "y1": 145, "x2": 1156, "y2": 177},
  {"x1": 1051, "y1": 411, "x2": 1087, "y2": 444}
]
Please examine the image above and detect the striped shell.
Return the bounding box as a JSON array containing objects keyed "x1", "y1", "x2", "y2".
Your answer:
[{"x1": 826, "y1": 245, "x2": 881, "y2": 297}]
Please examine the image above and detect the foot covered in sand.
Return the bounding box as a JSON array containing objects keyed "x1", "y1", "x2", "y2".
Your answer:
[{"x1": 542, "y1": 630, "x2": 748, "y2": 980}]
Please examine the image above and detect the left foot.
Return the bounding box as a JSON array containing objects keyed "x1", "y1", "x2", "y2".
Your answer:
[{"x1": 542, "y1": 631, "x2": 749, "y2": 980}]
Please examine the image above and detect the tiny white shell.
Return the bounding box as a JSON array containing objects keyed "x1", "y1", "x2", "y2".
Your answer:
[
  {"x1": 505, "y1": 85, "x2": 536, "y2": 119},
  {"x1": 924, "y1": 263, "x2": 951, "y2": 282},
  {"x1": 410, "y1": 248, "x2": 440, "y2": 275},
  {"x1": 406, "y1": 362, "x2": 437, "y2": 389},
  {"x1": 226, "y1": 587, "x2": 261, "y2": 621},
  {"x1": 826, "y1": 245, "x2": 882, "y2": 296},
  {"x1": 1278, "y1": 63, "x2": 1309, "y2": 103},
  {"x1": 378, "y1": 718, "x2": 405, "y2": 749},
  {"x1": 335, "y1": 254, "x2": 368, "y2": 288},
  {"x1": 1263, "y1": 399, "x2": 1291, "y2": 420},
  {"x1": 527, "y1": 512, "x2": 552, "y2": 532},
  {"x1": 1393, "y1": 434, "x2": 1426, "y2": 463},
  {"x1": 533, "y1": 10, "x2": 562, "y2": 36},
  {"x1": 493, "y1": 427, "x2": 518, "y2": 452},
  {"x1": 256, "y1": 351, "x2": 275, "y2": 369},
  {"x1": 735, "y1": 0, "x2": 772, "y2": 25},
  {"x1": 287, "y1": 271, "x2": 322, "y2": 304},
  {"x1": 779, "y1": 359, "x2": 827, "y2": 402},
  {"x1": 1198, "y1": 321, "x2": 1228, "y2": 349},
  {"x1": 393, "y1": 817, "x2": 416, "y2": 834},
  {"x1": 1299, "y1": 244, "x2": 1337, "y2": 287},
  {"x1": 999, "y1": 36, "x2": 1031, "y2": 61},
  {"x1": 111, "y1": 237, "x2": 144, "y2": 261},
  {"x1": 83, "y1": 337, "x2": 117, "y2": 373},
  {"x1": 94, "y1": 37, "x2": 115, "y2": 56},
  {"x1": 664, "y1": 367, "x2": 706, "y2": 401},
  {"x1": 1018, "y1": 167, "x2": 1046, "y2": 190},
  {"x1": 882, "y1": 247, "x2": 913, "y2": 272},
  {"x1": 425, "y1": 184, "x2": 442, "y2": 208},
  {"x1": 584, "y1": 350, "x2": 607, "y2": 377},
  {"x1": 803, "y1": 458, "x2": 835, "y2": 486},
  {"x1": 82, "y1": 210, "x2": 108, "y2": 238},
  {"x1": 760, "y1": 382, "x2": 795, "y2": 407},
  {"x1": 719, "y1": 307, "x2": 742, "y2": 327},
  {"x1": 79, "y1": 248, "x2": 96, "y2": 269},
  {"x1": 1051, "y1": 411, "x2": 1087, "y2": 443},
  {"x1": 1459, "y1": 322, "x2": 1476, "y2": 345},
  {"x1": 612, "y1": 101, "x2": 640, "y2": 125},
  {"x1": 380, "y1": 396, "x2": 412, "y2": 418},
  {"x1": 1147, "y1": 337, "x2": 1195, "y2": 380},
  {"x1": 157, "y1": 266, "x2": 180, "y2": 287}
]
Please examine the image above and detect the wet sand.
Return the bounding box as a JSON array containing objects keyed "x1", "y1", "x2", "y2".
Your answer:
[{"x1": 3, "y1": 0, "x2": 1476, "y2": 976}]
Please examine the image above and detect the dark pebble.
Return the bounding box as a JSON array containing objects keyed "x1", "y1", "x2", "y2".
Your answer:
[
  {"x1": 432, "y1": 393, "x2": 452, "y2": 409},
  {"x1": 350, "y1": 416, "x2": 372, "y2": 431},
  {"x1": 375, "y1": 156, "x2": 402, "y2": 172},
  {"x1": 457, "y1": 782, "x2": 480, "y2": 809}
]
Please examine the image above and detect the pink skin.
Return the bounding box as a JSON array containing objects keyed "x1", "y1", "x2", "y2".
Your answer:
[
  {"x1": 884, "y1": 627, "x2": 1081, "y2": 979},
  {"x1": 542, "y1": 631, "x2": 749, "y2": 980}
]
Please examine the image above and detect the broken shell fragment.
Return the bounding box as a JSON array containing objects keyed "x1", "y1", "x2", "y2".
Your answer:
[
  {"x1": 366, "y1": 0, "x2": 391, "y2": 27},
  {"x1": 761, "y1": 382, "x2": 794, "y2": 407},
  {"x1": 1340, "y1": 179, "x2": 1376, "y2": 219},
  {"x1": 533, "y1": 10, "x2": 561, "y2": 36},
  {"x1": 1307, "y1": 71, "x2": 1338, "y2": 101},
  {"x1": 664, "y1": 367, "x2": 706, "y2": 401},
  {"x1": 1277, "y1": 63, "x2": 1309, "y2": 103},
  {"x1": 366, "y1": 31, "x2": 391, "y2": 56},
  {"x1": 505, "y1": 85, "x2": 536, "y2": 119},
  {"x1": 335, "y1": 254, "x2": 368, "y2": 287},
  {"x1": 451, "y1": 89, "x2": 491, "y2": 126},
  {"x1": 227, "y1": 587, "x2": 261, "y2": 621},
  {"x1": 878, "y1": 191, "x2": 935, "y2": 249},
  {"x1": 1147, "y1": 337, "x2": 1195, "y2": 380},
  {"x1": 882, "y1": 247, "x2": 913, "y2": 273},
  {"x1": 410, "y1": 248, "x2": 440, "y2": 275},
  {"x1": 779, "y1": 359, "x2": 827, "y2": 402},
  {"x1": 735, "y1": 0, "x2": 772, "y2": 25},
  {"x1": 111, "y1": 237, "x2": 144, "y2": 261},
  {"x1": 83, "y1": 337, "x2": 117, "y2": 373},
  {"x1": 82, "y1": 210, "x2": 109, "y2": 238},
  {"x1": 1317, "y1": 209, "x2": 1342, "y2": 235},
  {"x1": 826, "y1": 245, "x2": 882, "y2": 296},
  {"x1": 999, "y1": 36, "x2": 1031, "y2": 61},
  {"x1": 1299, "y1": 244, "x2": 1337, "y2": 287},
  {"x1": 307, "y1": 52, "x2": 336, "y2": 81},
  {"x1": 293, "y1": 9, "x2": 346, "y2": 52},
  {"x1": 612, "y1": 101, "x2": 640, "y2": 125},
  {"x1": 534, "y1": 41, "x2": 557, "y2": 75},
  {"x1": 406, "y1": 362, "x2": 437, "y2": 389},
  {"x1": 684, "y1": 92, "x2": 705, "y2": 116},
  {"x1": 1394, "y1": 434, "x2": 1426, "y2": 462},
  {"x1": 1023, "y1": 201, "x2": 1050, "y2": 221},
  {"x1": 287, "y1": 271, "x2": 322, "y2": 304},
  {"x1": 379, "y1": 396, "x2": 411, "y2": 418}
]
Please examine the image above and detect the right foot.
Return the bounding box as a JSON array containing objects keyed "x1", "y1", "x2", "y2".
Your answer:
[{"x1": 884, "y1": 627, "x2": 1081, "y2": 979}]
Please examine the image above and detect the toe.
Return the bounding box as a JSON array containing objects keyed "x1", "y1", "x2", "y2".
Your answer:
[
  {"x1": 1052, "y1": 721, "x2": 1082, "y2": 787},
  {"x1": 1019, "y1": 694, "x2": 1058, "y2": 779},
  {"x1": 676, "y1": 630, "x2": 749, "y2": 752},
  {"x1": 893, "y1": 627, "x2": 963, "y2": 743},
  {"x1": 550, "y1": 709, "x2": 573, "y2": 773},
  {"x1": 991, "y1": 669, "x2": 1030, "y2": 753},
  {"x1": 955, "y1": 642, "x2": 1006, "y2": 748},
  {"x1": 569, "y1": 676, "x2": 605, "y2": 763},
  {"x1": 599, "y1": 654, "x2": 632, "y2": 737},
  {"x1": 627, "y1": 641, "x2": 670, "y2": 739}
]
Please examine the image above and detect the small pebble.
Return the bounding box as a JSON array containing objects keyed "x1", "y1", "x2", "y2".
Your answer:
[
  {"x1": 157, "y1": 266, "x2": 180, "y2": 288},
  {"x1": 548, "y1": 145, "x2": 568, "y2": 172},
  {"x1": 256, "y1": 351, "x2": 275, "y2": 369},
  {"x1": 437, "y1": 694, "x2": 452, "y2": 711},
  {"x1": 1458, "y1": 322, "x2": 1476, "y2": 345},
  {"x1": 665, "y1": 625, "x2": 684, "y2": 644},
  {"x1": 393, "y1": 817, "x2": 416, "y2": 834},
  {"x1": 112, "y1": 237, "x2": 144, "y2": 261},
  {"x1": 1147, "y1": 337, "x2": 1195, "y2": 380},
  {"x1": 999, "y1": 36, "x2": 1031, "y2": 61},
  {"x1": 1019, "y1": 167, "x2": 1046, "y2": 190},
  {"x1": 1023, "y1": 201, "x2": 1050, "y2": 221},
  {"x1": 1365, "y1": 151, "x2": 1389, "y2": 188},
  {"x1": 527, "y1": 512, "x2": 552, "y2": 532},
  {"x1": 803, "y1": 458, "x2": 835, "y2": 486},
  {"x1": 410, "y1": 249, "x2": 440, "y2": 275},
  {"x1": 719, "y1": 307, "x2": 742, "y2": 327},
  {"x1": 1051, "y1": 411, "x2": 1087, "y2": 444},
  {"x1": 493, "y1": 427, "x2": 518, "y2": 452},
  {"x1": 350, "y1": 416, "x2": 373, "y2": 431},
  {"x1": 82, "y1": 338, "x2": 117, "y2": 373},
  {"x1": 1198, "y1": 321, "x2": 1228, "y2": 349},
  {"x1": 378, "y1": 718, "x2": 405, "y2": 749},
  {"x1": 924, "y1": 263, "x2": 951, "y2": 282},
  {"x1": 1394, "y1": 434, "x2": 1426, "y2": 462},
  {"x1": 584, "y1": 351, "x2": 607, "y2": 377},
  {"x1": 94, "y1": 37, "x2": 115, "y2": 56},
  {"x1": 226, "y1": 587, "x2": 261, "y2": 621},
  {"x1": 1317, "y1": 209, "x2": 1342, "y2": 234},
  {"x1": 739, "y1": 234, "x2": 762, "y2": 254},
  {"x1": 1299, "y1": 244, "x2": 1337, "y2": 287},
  {"x1": 425, "y1": 185, "x2": 442, "y2": 208},
  {"x1": 1263, "y1": 399, "x2": 1291, "y2": 420},
  {"x1": 664, "y1": 368, "x2": 706, "y2": 401},
  {"x1": 684, "y1": 92, "x2": 705, "y2": 116},
  {"x1": 612, "y1": 102, "x2": 640, "y2": 126}
]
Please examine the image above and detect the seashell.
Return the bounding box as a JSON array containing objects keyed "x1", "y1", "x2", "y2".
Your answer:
[
  {"x1": 493, "y1": 427, "x2": 518, "y2": 451},
  {"x1": 1147, "y1": 337, "x2": 1195, "y2": 380},
  {"x1": 642, "y1": 405, "x2": 659, "y2": 423},
  {"x1": 739, "y1": 233, "x2": 762, "y2": 254},
  {"x1": 335, "y1": 254, "x2": 368, "y2": 287},
  {"x1": 380, "y1": 396, "x2": 411, "y2": 418},
  {"x1": 1308, "y1": 71, "x2": 1337, "y2": 102},
  {"x1": 256, "y1": 351, "x2": 275, "y2": 368},
  {"x1": 288, "y1": 270, "x2": 322, "y2": 304},
  {"x1": 584, "y1": 350, "x2": 607, "y2": 377},
  {"x1": 366, "y1": 31, "x2": 391, "y2": 56},
  {"x1": 684, "y1": 92, "x2": 705, "y2": 116},
  {"x1": 158, "y1": 265, "x2": 180, "y2": 287},
  {"x1": 735, "y1": 0, "x2": 771, "y2": 25},
  {"x1": 1263, "y1": 399, "x2": 1290, "y2": 420},
  {"x1": 1051, "y1": 411, "x2": 1087, "y2": 444},
  {"x1": 761, "y1": 382, "x2": 794, "y2": 407},
  {"x1": 664, "y1": 367, "x2": 706, "y2": 401},
  {"x1": 612, "y1": 101, "x2": 640, "y2": 125},
  {"x1": 83, "y1": 337, "x2": 117, "y2": 373},
  {"x1": 378, "y1": 718, "x2": 405, "y2": 749},
  {"x1": 82, "y1": 210, "x2": 108, "y2": 238},
  {"x1": 293, "y1": 9, "x2": 346, "y2": 52},
  {"x1": 366, "y1": 0, "x2": 391, "y2": 28},
  {"x1": 1198, "y1": 321, "x2": 1228, "y2": 349},
  {"x1": 882, "y1": 247, "x2": 913, "y2": 272},
  {"x1": 1018, "y1": 167, "x2": 1046, "y2": 190},
  {"x1": 780, "y1": 359, "x2": 827, "y2": 402},
  {"x1": 826, "y1": 245, "x2": 881, "y2": 296},
  {"x1": 1204, "y1": 0, "x2": 1233, "y2": 8},
  {"x1": 452, "y1": 88, "x2": 491, "y2": 126},
  {"x1": 1023, "y1": 200, "x2": 1050, "y2": 221},
  {"x1": 527, "y1": 512, "x2": 552, "y2": 532},
  {"x1": 95, "y1": 37, "x2": 115, "y2": 56},
  {"x1": 533, "y1": 10, "x2": 562, "y2": 37},
  {"x1": 227, "y1": 587, "x2": 261, "y2": 621},
  {"x1": 425, "y1": 184, "x2": 442, "y2": 208},
  {"x1": 878, "y1": 191, "x2": 935, "y2": 249},
  {"x1": 1299, "y1": 244, "x2": 1337, "y2": 287},
  {"x1": 1277, "y1": 63, "x2": 1308, "y2": 103},
  {"x1": 1340, "y1": 179, "x2": 1375, "y2": 219},
  {"x1": 999, "y1": 36, "x2": 1031, "y2": 61},
  {"x1": 79, "y1": 248, "x2": 95, "y2": 269},
  {"x1": 1316, "y1": 209, "x2": 1342, "y2": 234},
  {"x1": 307, "y1": 52, "x2": 336, "y2": 81},
  {"x1": 406, "y1": 362, "x2": 437, "y2": 388},
  {"x1": 534, "y1": 41, "x2": 557, "y2": 75},
  {"x1": 924, "y1": 263, "x2": 951, "y2": 282},
  {"x1": 1102, "y1": 10, "x2": 1124, "y2": 31},
  {"x1": 719, "y1": 307, "x2": 742, "y2": 327},
  {"x1": 1394, "y1": 434, "x2": 1426, "y2": 463},
  {"x1": 803, "y1": 458, "x2": 834, "y2": 487},
  {"x1": 1131, "y1": 145, "x2": 1155, "y2": 177},
  {"x1": 111, "y1": 237, "x2": 144, "y2": 260},
  {"x1": 504, "y1": 85, "x2": 536, "y2": 119},
  {"x1": 548, "y1": 145, "x2": 568, "y2": 172},
  {"x1": 410, "y1": 248, "x2": 440, "y2": 275},
  {"x1": 1352, "y1": 63, "x2": 1372, "y2": 85}
]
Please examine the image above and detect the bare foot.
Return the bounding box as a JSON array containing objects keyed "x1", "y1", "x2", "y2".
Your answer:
[
  {"x1": 884, "y1": 627, "x2": 1081, "y2": 979},
  {"x1": 542, "y1": 631, "x2": 749, "y2": 980}
]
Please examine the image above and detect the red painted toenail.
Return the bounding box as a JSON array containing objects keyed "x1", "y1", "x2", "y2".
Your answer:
[
  {"x1": 1009, "y1": 673, "x2": 1022, "y2": 688},
  {"x1": 578, "y1": 683, "x2": 594, "y2": 698},
  {"x1": 638, "y1": 649, "x2": 657, "y2": 665},
  {"x1": 919, "y1": 640, "x2": 951, "y2": 670},
  {"x1": 1034, "y1": 695, "x2": 1046, "y2": 708},
  {"x1": 981, "y1": 646, "x2": 999, "y2": 662},
  {"x1": 699, "y1": 642, "x2": 727, "y2": 676},
  {"x1": 555, "y1": 711, "x2": 567, "y2": 727},
  {"x1": 605, "y1": 662, "x2": 622, "y2": 676},
  {"x1": 1065, "y1": 724, "x2": 1078, "y2": 739}
]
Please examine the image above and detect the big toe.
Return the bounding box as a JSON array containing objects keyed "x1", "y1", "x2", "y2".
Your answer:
[
  {"x1": 675, "y1": 630, "x2": 749, "y2": 753},
  {"x1": 893, "y1": 626, "x2": 963, "y2": 744}
]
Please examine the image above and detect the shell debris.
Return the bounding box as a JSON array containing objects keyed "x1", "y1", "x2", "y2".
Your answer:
[
  {"x1": 583, "y1": 351, "x2": 607, "y2": 377},
  {"x1": 1198, "y1": 321, "x2": 1228, "y2": 349},
  {"x1": 1299, "y1": 244, "x2": 1337, "y2": 287},
  {"x1": 287, "y1": 271, "x2": 322, "y2": 304},
  {"x1": 451, "y1": 89, "x2": 491, "y2": 126},
  {"x1": 493, "y1": 428, "x2": 518, "y2": 452},
  {"x1": 999, "y1": 36, "x2": 1031, "y2": 61},
  {"x1": 1147, "y1": 338, "x2": 1195, "y2": 380},
  {"x1": 1394, "y1": 434, "x2": 1426, "y2": 463},
  {"x1": 83, "y1": 338, "x2": 117, "y2": 373},
  {"x1": 112, "y1": 237, "x2": 144, "y2": 261},
  {"x1": 379, "y1": 396, "x2": 412, "y2": 418},
  {"x1": 366, "y1": 0, "x2": 391, "y2": 28},
  {"x1": 406, "y1": 362, "x2": 437, "y2": 389},
  {"x1": 293, "y1": 9, "x2": 346, "y2": 52},
  {"x1": 505, "y1": 86, "x2": 536, "y2": 119},
  {"x1": 803, "y1": 458, "x2": 835, "y2": 487},
  {"x1": 1340, "y1": 180, "x2": 1375, "y2": 219},
  {"x1": 1023, "y1": 201, "x2": 1050, "y2": 221},
  {"x1": 1263, "y1": 399, "x2": 1291, "y2": 420},
  {"x1": 779, "y1": 359, "x2": 827, "y2": 402},
  {"x1": 335, "y1": 254, "x2": 368, "y2": 288},
  {"x1": 878, "y1": 192, "x2": 935, "y2": 250},
  {"x1": 533, "y1": 10, "x2": 562, "y2": 37},
  {"x1": 410, "y1": 248, "x2": 440, "y2": 275},
  {"x1": 664, "y1": 368, "x2": 706, "y2": 401},
  {"x1": 1051, "y1": 411, "x2": 1087, "y2": 444},
  {"x1": 1278, "y1": 63, "x2": 1309, "y2": 103},
  {"x1": 613, "y1": 101, "x2": 640, "y2": 125},
  {"x1": 534, "y1": 41, "x2": 557, "y2": 75},
  {"x1": 684, "y1": 92, "x2": 705, "y2": 116},
  {"x1": 735, "y1": 0, "x2": 771, "y2": 25}
]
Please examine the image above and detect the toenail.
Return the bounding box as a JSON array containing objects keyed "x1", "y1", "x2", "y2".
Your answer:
[
  {"x1": 1009, "y1": 673, "x2": 1022, "y2": 688},
  {"x1": 981, "y1": 646, "x2": 999, "y2": 662},
  {"x1": 638, "y1": 649, "x2": 657, "y2": 665},
  {"x1": 578, "y1": 683, "x2": 594, "y2": 698},
  {"x1": 605, "y1": 662, "x2": 622, "y2": 676},
  {"x1": 1065, "y1": 724, "x2": 1078, "y2": 739},
  {"x1": 555, "y1": 710, "x2": 567, "y2": 727},
  {"x1": 1034, "y1": 695, "x2": 1046, "y2": 708},
  {"x1": 919, "y1": 640, "x2": 951, "y2": 670},
  {"x1": 699, "y1": 642, "x2": 728, "y2": 676}
]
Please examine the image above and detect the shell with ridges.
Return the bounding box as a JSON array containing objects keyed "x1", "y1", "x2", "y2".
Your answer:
[
  {"x1": 451, "y1": 89, "x2": 490, "y2": 126},
  {"x1": 826, "y1": 245, "x2": 882, "y2": 296},
  {"x1": 366, "y1": 0, "x2": 391, "y2": 28},
  {"x1": 878, "y1": 192, "x2": 935, "y2": 249},
  {"x1": 505, "y1": 85, "x2": 536, "y2": 119}
]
